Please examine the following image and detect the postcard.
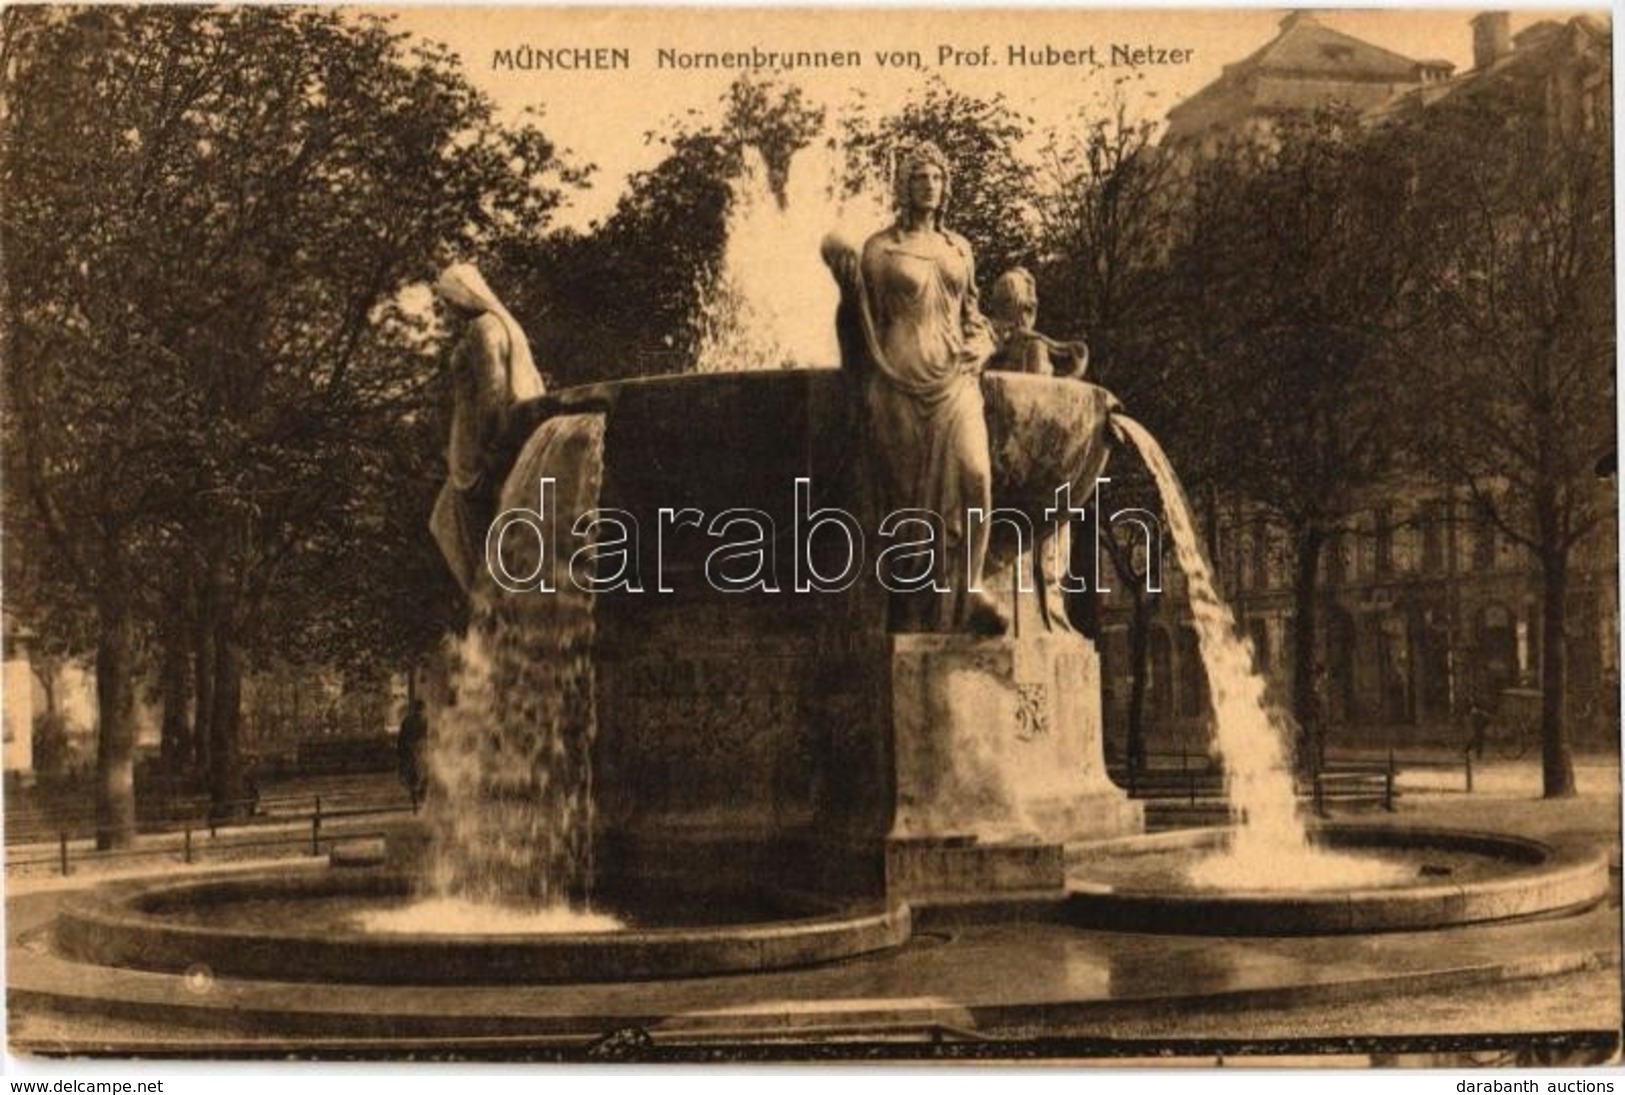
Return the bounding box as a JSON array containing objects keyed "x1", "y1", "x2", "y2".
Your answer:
[{"x1": 2, "y1": 4, "x2": 1617, "y2": 1067}]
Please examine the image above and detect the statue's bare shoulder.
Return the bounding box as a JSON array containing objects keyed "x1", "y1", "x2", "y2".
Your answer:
[{"x1": 860, "y1": 227, "x2": 894, "y2": 259}]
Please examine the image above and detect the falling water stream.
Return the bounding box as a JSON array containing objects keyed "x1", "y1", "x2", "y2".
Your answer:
[
  {"x1": 1113, "y1": 417, "x2": 1410, "y2": 891},
  {"x1": 362, "y1": 413, "x2": 624, "y2": 934}
]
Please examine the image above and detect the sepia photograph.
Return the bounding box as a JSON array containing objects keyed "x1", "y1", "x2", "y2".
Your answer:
[{"x1": 0, "y1": 4, "x2": 1618, "y2": 1068}]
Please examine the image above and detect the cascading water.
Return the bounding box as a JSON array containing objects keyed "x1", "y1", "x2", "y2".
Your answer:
[
  {"x1": 1112, "y1": 416, "x2": 1409, "y2": 891},
  {"x1": 694, "y1": 143, "x2": 888, "y2": 372},
  {"x1": 363, "y1": 412, "x2": 623, "y2": 934}
]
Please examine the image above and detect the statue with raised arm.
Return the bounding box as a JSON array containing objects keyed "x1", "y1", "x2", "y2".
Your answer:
[
  {"x1": 823, "y1": 142, "x2": 1007, "y2": 635},
  {"x1": 429, "y1": 262, "x2": 546, "y2": 593}
]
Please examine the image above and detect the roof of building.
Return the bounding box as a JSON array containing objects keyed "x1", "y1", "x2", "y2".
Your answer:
[
  {"x1": 1234, "y1": 11, "x2": 1433, "y2": 80},
  {"x1": 1370, "y1": 15, "x2": 1610, "y2": 121},
  {"x1": 1167, "y1": 11, "x2": 1446, "y2": 136}
]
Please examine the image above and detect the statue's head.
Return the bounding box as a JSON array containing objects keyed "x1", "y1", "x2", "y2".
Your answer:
[
  {"x1": 894, "y1": 141, "x2": 952, "y2": 228},
  {"x1": 989, "y1": 267, "x2": 1038, "y2": 330},
  {"x1": 434, "y1": 262, "x2": 496, "y2": 319}
]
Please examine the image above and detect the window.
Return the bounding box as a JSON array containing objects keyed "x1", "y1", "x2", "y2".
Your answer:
[
  {"x1": 1421, "y1": 500, "x2": 1447, "y2": 573},
  {"x1": 1473, "y1": 512, "x2": 1496, "y2": 571},
  {"x1": 1247, "y1": 618, "x2": 1271, "y2": 672},
  {"x1": 1177, "y1": 628, "x2": 1207, "y2": 717},
  {"x1": 1250, "y1": 520, "x2": 1270, "y2": 591},
  {"x1": 1148, "y1": 626, "x2": 1173, "y2": 720},
  {"x1": 1356, "y1": 519, "x2": 1375, "y2": 579},
  {"x1": 1374, "y1": 507, "x2": 1394, "y2": 577},
  {"x1": 1324, "y1": 532, "x2": 1346, "y2": 587}
]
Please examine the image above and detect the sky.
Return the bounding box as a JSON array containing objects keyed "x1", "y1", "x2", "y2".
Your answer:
[{"x1": 384, "y1": 6, "x2": 1600, "y2": 230}]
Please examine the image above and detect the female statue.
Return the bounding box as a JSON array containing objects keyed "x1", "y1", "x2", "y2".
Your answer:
[
  {"x1": 429, "y1": 262, "x2": 546, "y2": 592},
  {"x1": 825, "y1": 143, "x2": 1007, "y2": 634}
]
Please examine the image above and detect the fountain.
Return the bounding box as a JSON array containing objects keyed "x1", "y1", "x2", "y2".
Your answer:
[
  {"x1": 31, "y1": 144, "x2": 1610, "y2": 1028},
  {"x1": 693, "y1": 143, "x2": 878, "y2": 372},
  {"x1": 1066, "y1": 418, "x2": 1607, "y2": 933}
]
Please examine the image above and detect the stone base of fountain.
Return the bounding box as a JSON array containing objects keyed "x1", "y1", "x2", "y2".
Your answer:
[
  {"x1": 884, "y1": 836, "x2": 1063, "y2": 898},
  {"x1": 890, "y1": 634, "x2": 1141, "y2": 843},
  {"x1": 884, "y1": 632, "x2": 1142, "y2": 898},
  {"x1": 1064, "y1": 825, "x2": 1610, "y2": 935},
  {"x1": 53, "y1": 869, "x2": 912, "y2": 985},
  {"x1": 477, "y1": 368, "x2": 1138, "y2": 907}
]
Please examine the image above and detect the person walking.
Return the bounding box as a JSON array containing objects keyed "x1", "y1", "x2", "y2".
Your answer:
[{"x1": 397, "y1": 699, "x2": 430, "y2": 811}]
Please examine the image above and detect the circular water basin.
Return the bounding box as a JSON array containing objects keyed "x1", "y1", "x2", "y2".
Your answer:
[
  {"x1": 1065, "y1": 824, "x2": 1609, "y2": 935},
  {"x1": 55, "y1": 868, "x2": 911, "y2": 984}
]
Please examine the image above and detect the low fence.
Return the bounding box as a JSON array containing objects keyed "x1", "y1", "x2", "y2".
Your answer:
[
  {"x1": 1113, "y1": 749, "x2": 1224, "y2": 805},
  {"x1": 5, "y1": 778, "x2": 414, "y2": 877},
  {"x1": 1111, "y1": 748, "x2": 1475, "y2": 816},
  {"x1": 1309, "y1": 755, "x2": 1397, "y2": 815},
  {"x1": 5, "y1": 767, "x2": 407, "y2": 844}
]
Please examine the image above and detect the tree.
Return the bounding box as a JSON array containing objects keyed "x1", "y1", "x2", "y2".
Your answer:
[
  {"x1": 1162, "y1": 108, "x2": 1422, "y2": 763},
  {"x1": 840, "y1": 77, "x2": 1036, "y2": 283},
  {"x1": 502, "y1": 74, "x2": 825, "y2": 381},
  {"x1": 1032, "y1": 86, "x2": 1180, "y2": 392},
  {"x1": 1, "y1": 7, "x2": 576, "y2": 836},
  {"x1": 1077, "y1": 466, "x2": 1175, "y2": 772},
  {"x1": 1399, "y1": 81, "x2": 1614, "y2": 798}
]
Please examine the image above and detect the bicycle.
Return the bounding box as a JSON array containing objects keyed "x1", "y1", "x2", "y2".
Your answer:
[{"x1": 1491, "y1": 687, "x2": 1542, "y2": 760}]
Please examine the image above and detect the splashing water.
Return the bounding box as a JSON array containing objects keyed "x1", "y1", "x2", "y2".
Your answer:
[
  {"x1": 364, "y1": 413, "x2": 625, "y2": 933},
  {"x1": 694, "y1": 143, "x2": 889, "y2": 372},
  {"x1": 358, "y1": 898, "x2": 622, "y2": 936},
  {"x1": 1112, "y1": 417, "x2": 1409, "y2": 891}
]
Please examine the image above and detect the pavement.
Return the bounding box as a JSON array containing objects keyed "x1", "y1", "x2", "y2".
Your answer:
[{"x1": 6, "y1": 755, "x2": 1621, "y2": 1059}]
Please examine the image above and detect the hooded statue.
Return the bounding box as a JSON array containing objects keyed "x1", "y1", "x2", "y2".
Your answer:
[{"x1": 429, "y1": 263, "x2": 545, "y2": 592}]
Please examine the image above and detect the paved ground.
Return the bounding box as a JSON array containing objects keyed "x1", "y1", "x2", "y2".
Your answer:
[
  {"x1": 7, "y1": 755, "x2": 1621, "y2": 1060},
  {"x1": 8, "y1": 892, "x2": 1618, "y2": 1055}
]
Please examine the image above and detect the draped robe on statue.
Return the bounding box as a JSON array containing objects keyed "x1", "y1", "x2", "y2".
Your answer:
[
  {"x1": 858, "y1": 227, "x2": 998, "y2": 631},
  {"x1": 430, "y1": 265, "x2": 546, "y2": 593}
]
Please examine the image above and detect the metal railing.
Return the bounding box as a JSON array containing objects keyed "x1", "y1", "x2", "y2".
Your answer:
[
  {"x1": 1114, "y1": 746, "x2": 1477, "y2": 817},
  {"x1": 1109, "y1": 749, "x2": 1224, "y2": 804},
  {"x1": 6, "y1": 784, "x2": 412, "y2": 877}
]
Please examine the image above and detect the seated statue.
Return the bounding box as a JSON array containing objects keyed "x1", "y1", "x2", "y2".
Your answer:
[
  {"x1": 986, "y1": 267, "x2": 1089, "y2": 379},
  {"x1": 429, "y1": 263, "x2": 546, "y2": 593},
  {"x1": 822, "y1": 142, "x2": 1007, "y2": 635}
]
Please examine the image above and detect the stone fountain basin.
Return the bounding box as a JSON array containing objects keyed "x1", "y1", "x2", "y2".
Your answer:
[
  {"x1": 53, "y1": 869, "x2": 911, "y2": 985},
  {"x1": 1064, "y1": 825, "x2": 1609, "y2": 936},
  {"x1": 503, "y1": 367, "x2": 1119, "y2": 570}
]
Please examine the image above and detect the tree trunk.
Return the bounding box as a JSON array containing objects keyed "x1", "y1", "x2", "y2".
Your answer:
[
  {"x1": 1127, "y1": 590, "x2": 1150, "y2": 771},
  {"x1": 34, "y1": 657, "x2": 59, "y2": 717},
  {"x1": 1539, "y1": 551, "x2": 1576, "y2": 798},
  {"x1": 208, "y1": 622, "x2": 248, "y2": 819},
  {"x1": 93, "y1": 565, "x2": 138, "y2": 850},
  {"x1": 1290, "y1": 527, "x2": 1324, "y2": 774},
  {"x1": 1064, "y1": 510, "x2": 1101, "y2": 641},
  {"x1": 159, "y1": 616, "x2": 191, "y2": 772},
  {"x1": 192, "y1": 563, "x2": 218, "y2": 778}
]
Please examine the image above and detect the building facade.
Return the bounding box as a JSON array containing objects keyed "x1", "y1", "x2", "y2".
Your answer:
[
  {"x1": 1101, "y1": 483, "x2": 1619, "y2": 754},
  {"x1": 1101, "y1": 11, "x2": 1618, "y2": 758}
]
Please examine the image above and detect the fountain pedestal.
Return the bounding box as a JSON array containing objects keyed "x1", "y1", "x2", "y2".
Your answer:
[
  {"x1": 442, "y1": 370, "x2": 1144, "y2": 905},
  {"x1": 885, "y1": 633, "x2": 1142, "y2": 898}
]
